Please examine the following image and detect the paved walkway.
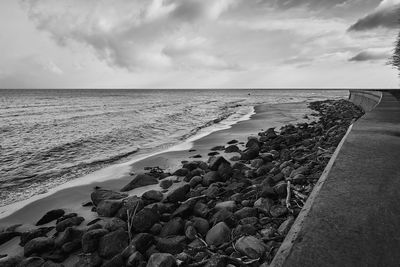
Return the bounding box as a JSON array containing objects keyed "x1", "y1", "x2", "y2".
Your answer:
[{"x1": 271, "y1": 91, "x2": 400, "y2": 267}]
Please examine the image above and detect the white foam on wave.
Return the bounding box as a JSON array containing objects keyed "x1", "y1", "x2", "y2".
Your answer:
[{"x1": 0, "y1": 105, "x2": 255, "y2": 220}]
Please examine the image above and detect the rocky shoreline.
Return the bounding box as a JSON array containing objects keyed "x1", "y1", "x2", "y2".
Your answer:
[{"x1": 0, "y1": 99, "x2": 364, "y2": 267}]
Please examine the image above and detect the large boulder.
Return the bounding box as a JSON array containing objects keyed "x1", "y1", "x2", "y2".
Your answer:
[
  {"x1": 121, "y1": 174, "x2": 158, "y2": 192},
  {"x1": 241, "y1": 147, "x2": 259, "y2": 161},
  {"x1": 98, "y1": 229, "x2": 129, "y2": 259},
  {"x1": 205, "y1": 222, "x2": 230, "y2": 246},
  {"x1": 147, "y1": 253, "x2": 176, "y2": 267},
  {"x1": 235, "y1": 236, "x2": 266, "y2": 259},
  {"x1": 91, "y1": 189, "x2": 128, "y2": 206},
  {"x1": 96, "y1": 199, "x2": 123, "y2": 217},
  {"x1": 54, "y1": 227, "x2": 84, "y2": 248},
  {"x1": 36, "y1": 209, "x2": 65, "y2": 226},
  {"x1": 166, "y1": 184, "x2": 190, "y2": 203},
  {"x1": 82, "y1": 229, "x2": 109, "y2": 253},
  {"x1": 24, "y1": 237, "x2": 55, "y2": 257},
  {"x1": 132, "y1": 206, "x2": 160, "y2": 232}
]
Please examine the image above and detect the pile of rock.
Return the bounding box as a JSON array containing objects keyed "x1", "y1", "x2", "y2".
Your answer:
[{"x1": 0, "y1": 99, "x2": 364, "y2": 267}]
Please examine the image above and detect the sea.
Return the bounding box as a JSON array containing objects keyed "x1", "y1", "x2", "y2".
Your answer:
[{"x1": 0, "y1": 89, "x2": 347, "y2": 206}]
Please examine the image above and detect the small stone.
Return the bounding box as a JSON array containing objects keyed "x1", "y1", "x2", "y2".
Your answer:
[
  {"x1": 166, "y1": 184, "x2": 190, "y2": 203},
  {"x1": 254, "y1": 198, "x2": 274, "y2": 214},
  {"x1": 215, "y1": 201, "x2": 236, "y2": 211},
  {"x1": 91, "y1": 189, "x2": 128, "y2": 206},
  {"x1": 160, "y1": 217, "x2": 184, "y2": 237},
  {"x1": 55, "y1": 216, "x2": 84, "y2": 232},
  {"x1": 143, "y1": 190, "x2": 164, "y2": 202},
  {"x1": 270, "y1": 205, "x2": 288, "y2": 218},
  {"x1": 234, "y1": 207, "x2": 257, "y2": 220},
  {"x1": 278, "y1": 216, "x2": 295, "y2": 236},
  {"x1": 193, "y1": 202, "x2": 209, "y2": 218},
  {"x1": 225, "y1": 145, "x2": 240, "y2": 153},
  {"x1": 160, "y1": 179, "x2": 173, "y2": 189},
  {"x1": 127, "y1": 251, "x2": 144, "y2": 267},
  {"x1": 205, "y1": 222, "x2": 230, "y2": 246},
  {"x1": 147, "y1": 253, "x2": 176, "y2": 267},
  {"x1": 192, "y1": 217, "x2": 209, "y2": 236},
  {"x1": 156, "y1": 236, "x2": 187, "y2": 254},
  {"x1": 235, "y1": 236, "x2": 266, "y2": 259}
]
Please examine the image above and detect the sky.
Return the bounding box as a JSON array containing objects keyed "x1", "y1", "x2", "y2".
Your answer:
[{"x1": 0, "y1": 0, "x2": 399, "y2": 89}]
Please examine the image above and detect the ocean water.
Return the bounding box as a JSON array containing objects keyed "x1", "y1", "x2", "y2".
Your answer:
[{"x1": 0, "y1": 89, "x2": 347, "y2": 206}]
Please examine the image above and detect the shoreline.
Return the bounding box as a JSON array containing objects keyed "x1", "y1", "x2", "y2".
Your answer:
[
  {"x1": 0, "y1": 97, "x2": 363, "y2": 267},
  {"x1": 0, "y1": 101, "x2": 308, "y2": 225}
]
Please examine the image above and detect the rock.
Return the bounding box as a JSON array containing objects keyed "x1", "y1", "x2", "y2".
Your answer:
[
  {"x1": 166, "y1": 184, "x2": 190, "y2": 203},
  {"x1": 98, "y1": 229, "x2": 129, "y2": 259},
  {"x1": 55, "y1": 227, "x2": 84, "y2": 248},
  {"x1": 0, "y1": 256, "x2": 23, "y2": 267},
  {"x1": 19, "y1": 257, "x2": 46, "y2": 267},
  {"x1": 225, "y1": 145, "x2": 240, "y2": 153},
  {"x1": 246, "y1": 137, "x2": 260, "y2": 148},
  {"x1": 280, "y1": 149, "x2": 291, "y2": 161},
  {"x1": 203, "y1": 171, "x2": 219, "y2": 186},
  {"x1": 131, "y1": 233, "x2": 155, "y2": 254},
  {"x1": 147, "y1": 253, "x2": 176, "y2": 267},
  {"x1": 227, "y1": 140, "x2": 238, "y2": 145},
  {"x1": 132, "y1": 206, "x2": 160, "y2": 232},
  {"x1": 204, "y1": 255, "x2": 227, "y2": 267},
  {"x1": 75, "y1": 252, "x2": 103, "y2": 267},
  {"x1": 234, "y1": 207, "x2": 257, "y2": 220},
  {"x1": 56, "y1": 216, "x2": 84, "y2": 232},
  {"x1": 116, "y1": 196, "x2": 145, "y2": 221},
  {"x1": 241, "y1": 147, "x2": 259, "y2": 161},
  {"x1": 143, "y1": 190, "x2": 164, "y2": 202},
  {"x1": 173, "y1": 168, "x2": 190, "y2": 177},
  {"x1": 160, "y1": 179, "x2": 173, "y2": 189},
  {"x1": 260, "y1": 153, "x2": 274, "y2": 162},
  {"x1": 251, "y1": 159, "x2": 264, "y2": 169},
  {"x1": 156, "y1": 236, "x2": 187, "y2": 254},
  {"x1": 97, "y1": 199, "x2": 123, "y2": 217},
  {"x1": 189, "y1": 176, "x2": 203, "y2": 188},
  {"x1": 82, "y1": 229, "x2": 109, "y2": 253},
  {"x1": 121, "y1": 173, "x2": 159, "y2": 192},
  {"x1": 278, "y1": 216, "x2": 295, "y2": 236},
  {"x1": 270, "y1": 205, "x2": 288, "y2": 218},
  {"x1": 102, "y1": 254, "x2": 125, "y2": 267},
  {"x1": 235, "y1": 236, "x2": 266, "y2": 259},
  {"x1": 205, "y1": 222, "x2": 230, "y2": 246},
  {"x1": 36, "y1": 209, "x2": 65, "y2": 226},
  {"x1": 150, "y1": 223, "x2": 162, "y2": 235},
  {"x1": 203, "y1": 185, "x2": 220, "y2": 199},
  {"x1": 254, "y1": 198, "x2": 274, "y2": 214},
  {"x1": 273, "y1": 182, "x2": 287, "y2": 198},
  {"x1": 91, "y1": 189, "x2": 128, "y2": 206},
  {"x1": 210, "y1": 209, "x2": 235, "y2": 226},
  {"x1": 185, "y1": 225, "x2": 197, "y2": 240},
  {"x1": 272, "y1": 173, "x2": 284, "y2": 183},
  {"x1": 104, "y1": 217, "x2": 127, "y2": 232},
  {"x1": 282, "y1": 166, "x2": 294, "y2": 178},
  {"x1": 233, "y1": 224, "x2": 257, "y2": 238},
  {"x1": 211, "y1": 145, "x2": 225, "y2": 151},
  {"x1": 61, "y1": 240, "x2": 81, "y2": 253},
  {"x1": 127, "y1": 251, "x2": 144, "y2": 267},
  {"x1": 160, "y1": 217, "x2": 184, "y2": 237},
  {"x1": 215, "y1": 201, "x2": 236, "y2": 211},
  {"x1": 209, "y1": 156, "x2": 230, "y2": 171},
  {"x1": 261, "y1": 225, "x2": 276, "y2": 239},
  {"x1": 192, "y1": 217, "x2": 209, "y2": 236},
  {"x1": 20, "y1": 227, "x2": 53, "y2": 246},
  {"x1": 264, "y1": 128, "x2": 277, "y2": 140},
  {"x1": 217, "y1": 162, "x2": 232, "y2": 181},
  {"x1": 193, "y1": 202, "x2": 209, "y2": 218},
  {"x1": 240, "y1": 217, "x2": 258, "y2": 225},
  {"x1": 0, "y1": 231, "x2": 20, "y2": 246},
  {"x1": 24, "y1": 237, "x2": 55, "y2": 257}
]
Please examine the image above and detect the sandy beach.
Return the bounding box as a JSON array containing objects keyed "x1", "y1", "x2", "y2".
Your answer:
[{"x1": 0, "y1": 101, "x2": 310, "y2": 227}]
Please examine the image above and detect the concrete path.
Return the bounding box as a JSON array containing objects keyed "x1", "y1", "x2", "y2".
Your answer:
[{"x1": 271, "y1": 91, "x2": 400, "y2": 267}]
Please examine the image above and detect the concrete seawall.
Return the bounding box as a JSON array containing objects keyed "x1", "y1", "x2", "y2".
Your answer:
[{"x1": 271, "y1": 90, "x2": 400, "y2": 267}]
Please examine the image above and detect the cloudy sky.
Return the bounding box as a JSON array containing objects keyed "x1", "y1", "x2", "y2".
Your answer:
[{"x1": 0, "y1": 0, "x2": 399, "y2": 88}]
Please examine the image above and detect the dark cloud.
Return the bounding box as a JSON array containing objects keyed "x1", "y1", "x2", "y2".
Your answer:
[
  {"x1": 349, "y1": 3, "x2": 400, "y2": 31},
  {"x1": 349, "y1": 50, "x2": 391, "y2": 61}
]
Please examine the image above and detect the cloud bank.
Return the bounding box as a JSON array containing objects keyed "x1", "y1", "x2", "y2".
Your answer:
[{"x1": 349, "y1": 0, "x2": 400, "y2": 31}]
